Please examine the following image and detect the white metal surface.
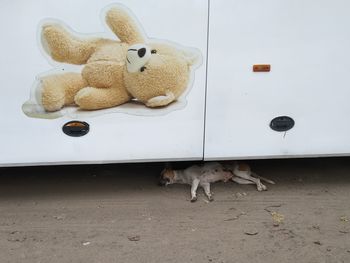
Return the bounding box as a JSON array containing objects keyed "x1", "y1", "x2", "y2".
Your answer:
[
  {"x1": 0, "y1": 0, "x2": 208, "y2": 166},
  {"x1": 205, "y1": 0, "x2": 350, "y2": 159},
  {"x1": 2, "y1": 0, "x2": 350, "y2": 166}
]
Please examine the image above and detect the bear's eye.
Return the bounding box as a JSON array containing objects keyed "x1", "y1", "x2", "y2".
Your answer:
[
  {"x1": 140, "y1": 66, "x2": 147, "y2": 72},
  {"x1": 151, "y1": 49, "x2": 157, "y2": 54}
]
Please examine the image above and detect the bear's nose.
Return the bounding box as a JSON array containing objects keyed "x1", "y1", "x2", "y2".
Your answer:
[{"x1": 138, "y1": 48, "x2": 146, "y2": 58}]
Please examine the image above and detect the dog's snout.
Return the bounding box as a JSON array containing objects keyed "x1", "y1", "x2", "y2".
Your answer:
[
  {"x1": 158, "y1": 175, "x2": 171, "y2": 186},
  {"x1": 137, "y1": 48, "x2": 146, "y2": 58},
  {"x1": 158, "y1": 178, "x2": 167, "y2": 186}
]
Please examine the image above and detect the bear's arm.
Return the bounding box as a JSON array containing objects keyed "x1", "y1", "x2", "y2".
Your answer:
[{"x1": 105, "y1": 7, "x2": 146, "y2": 45}]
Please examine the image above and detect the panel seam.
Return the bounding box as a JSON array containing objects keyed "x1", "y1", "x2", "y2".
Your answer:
[{"x1": 202, "y1": 0, "x2": 211, "y2": 161}]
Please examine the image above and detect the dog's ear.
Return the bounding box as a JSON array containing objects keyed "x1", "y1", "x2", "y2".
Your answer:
[{"x1": 160, "y1": 168, "x2": 166, "y2": 176}]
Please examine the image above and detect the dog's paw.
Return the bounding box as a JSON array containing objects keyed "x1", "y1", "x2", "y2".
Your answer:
[
  {"x1": 190, "y1": 197, "x2": 197, "y2": 203},
  {"x1": 257, "y1": 183, "x2": 267, "y2": 191}
]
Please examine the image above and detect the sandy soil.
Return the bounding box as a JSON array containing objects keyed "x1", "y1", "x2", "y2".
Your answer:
[{"x1": 0, "y1": 158, "x2": 349, "y2": 263}]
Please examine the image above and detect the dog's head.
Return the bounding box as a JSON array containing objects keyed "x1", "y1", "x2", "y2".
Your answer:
[{"x1": 158, "y1": 168, "x2": 176, "y2": 186}]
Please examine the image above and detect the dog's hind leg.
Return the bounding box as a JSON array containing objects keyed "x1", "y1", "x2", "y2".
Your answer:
[
  {"x1": 251, "y1": 172, "x2": 276, "y2": 185},
  {"x1": 234, "y1": 170, "x2": 267, "y2": 191},
  {"x1": 190, "y1": 179, "x2": 200, "y2": 202},
  {"x1": 232, "y1": 177, "x2": 255, "y2": 185},
  {"x1": 200, "y1": 182, "x2": 213, "y2": 202}
]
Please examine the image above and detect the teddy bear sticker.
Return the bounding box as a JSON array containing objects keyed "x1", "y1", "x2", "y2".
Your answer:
[{"x1": 22, "y1": 4, "x2": 202, "y2": 119}]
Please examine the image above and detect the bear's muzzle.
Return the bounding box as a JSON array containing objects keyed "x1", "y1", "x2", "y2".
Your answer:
[{"x1": 126, "y1": 44, "x2": 151, "y2": 73}]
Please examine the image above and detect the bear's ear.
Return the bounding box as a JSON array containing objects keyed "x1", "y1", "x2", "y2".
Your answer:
[{"x1": 182, "y1": 48, "x2": 202, "y2": 67}]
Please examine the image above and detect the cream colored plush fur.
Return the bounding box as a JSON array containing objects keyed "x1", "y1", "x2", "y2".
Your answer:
[{"x1": 38, "y1": 5, "x2": 201, "y2": 111}]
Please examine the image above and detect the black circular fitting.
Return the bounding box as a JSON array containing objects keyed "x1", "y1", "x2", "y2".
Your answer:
[{"x1": 62, "y1": 121, "x2": 89, "y2": 137}]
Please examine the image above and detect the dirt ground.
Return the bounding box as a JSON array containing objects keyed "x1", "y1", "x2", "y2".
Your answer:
[{"x1": 0, "y1": 158, "x2": 349, "y2": 263}]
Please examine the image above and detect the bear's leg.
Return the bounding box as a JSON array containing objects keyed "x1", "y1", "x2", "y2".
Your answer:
[
  {"x1": 74, "y1": 85, "x2": 131, "y2": 110},
  {"x1": 40, "y1": 73, "x2": 87, "y2": 112},
  {"x1": 41, "y1": 24, "x2": 99, "y2": 65}
]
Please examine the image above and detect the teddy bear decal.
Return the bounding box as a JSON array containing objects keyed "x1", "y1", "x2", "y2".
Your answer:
[{"x1": 23, "y1": 4, "x2": 202, "y2": 119}]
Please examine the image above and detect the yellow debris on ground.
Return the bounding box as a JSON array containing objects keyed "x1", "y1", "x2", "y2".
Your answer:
[
  {"x1": 340, "y1": 216, "x2": 349, "y2": 222},
  {"x1": 271, "y1": 212, "x2": 285, "y2": 226}
]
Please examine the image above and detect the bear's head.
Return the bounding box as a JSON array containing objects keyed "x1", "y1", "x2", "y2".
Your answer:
[
  {"x1": 103, "y1": 5, "x2": 202, "y2": 107},
  {"x1": 123, "y1": 42, "x2": 201, "y2": 104}
]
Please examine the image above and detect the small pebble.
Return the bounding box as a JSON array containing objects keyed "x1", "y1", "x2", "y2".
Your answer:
[
  {"x1": 244, "y1": 230, "x2": 258, "y2": 236},
  {"x1": 128, "y1": 235, "x2": 140, "y2": 242},
  {"x1": 53, "y1": 214, "x2": 66, "y2": 220}
]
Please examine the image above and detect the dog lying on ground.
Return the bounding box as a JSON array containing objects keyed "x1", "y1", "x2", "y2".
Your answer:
[
  {"x1": 159, "y1": 162, "x2": 275, "y2": 202},
  {"x1": 159, "y1": 162, "x2": 232, "y2": 202}
]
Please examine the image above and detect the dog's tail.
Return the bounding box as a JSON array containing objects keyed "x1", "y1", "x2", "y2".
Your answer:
[{"x1": 251, "y1": 172, "x2": 276, "y2": 185}]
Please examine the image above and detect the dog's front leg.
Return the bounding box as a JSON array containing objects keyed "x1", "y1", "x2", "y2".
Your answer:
[
  {"x1": 201, "y1": 182, "x2": 213, "y2": 202},
  {"x1": 190, "y1": 179, "x2": 200, "y2": 202}
]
